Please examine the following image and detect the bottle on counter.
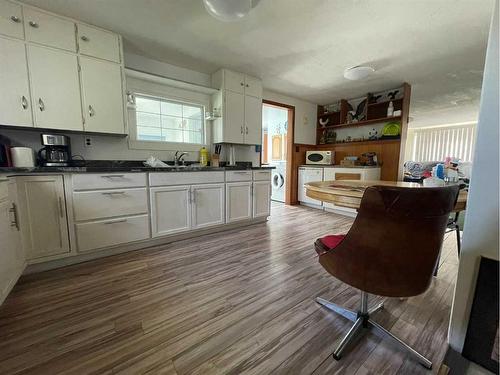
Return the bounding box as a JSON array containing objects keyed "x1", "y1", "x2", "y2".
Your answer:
[{"x1": 200, "y1": 147, "x2": 209, "y2": 167}]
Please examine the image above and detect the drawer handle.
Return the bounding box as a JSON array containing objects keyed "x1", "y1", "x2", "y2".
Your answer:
[
  {"x1": 58, "y1": 197, "x2": 64, "y2": 218},
  {"x1": 88, "y1": 105, "x2": 95, "y2": 117},
  {"x1": 28, "y1": 21, "x2": 39, "y2": 28},
  {"x1": 9, "y1": 203, "x2": 19, "y2": 231},
  {"x1": 233, "y1": 171, "x2": 250, "y2": 174},
  {"x1": 80, "y1": 35, "x2": 89, "y2": 42},
  {"x1": 10, "y1": 15, "x2": 21, "y2": 23},
  {"x1": 104, "y1": 219, "x2": 127, "y2": 225},
  {"x1": 21, "y1": 95, "x2": 28, "y2": 110},
  {"x1": 101, "y1": 175, "x2": 125, "y2": 179},
  {"x1": 38, "y1": 98, "x2": 45, "y2": 111},
  {"x1": 101, "y1": 191, "x2": 126, "y2": 196}
]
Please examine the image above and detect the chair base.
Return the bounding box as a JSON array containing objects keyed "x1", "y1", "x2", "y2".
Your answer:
[{"x1": 316, "y1": 292, "x2": 432, "y2": 370}]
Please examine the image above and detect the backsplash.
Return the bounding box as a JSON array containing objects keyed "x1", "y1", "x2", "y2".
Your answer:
[{"x1": 0, "y1": 128, "x2": 261, "y2": 166}]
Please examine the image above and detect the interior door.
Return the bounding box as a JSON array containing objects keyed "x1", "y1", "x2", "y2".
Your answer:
[
  {"x1": 226, "y1": 182, "x2": 252, "y2": 223},
  {"x1": 224, "y1": 90, "x2": 245, "y2": 143},
  {"x1": 244, "y1": 94, "x2": 262, "y2": 145},
  {"x1": 80, "y1": 56, "x2": 125, "y2": 134},
  {"x1": 16, "y1": 175, "x2": 70, "y2": 260},
  {"x1": 28, "y1": 45, "x2": 83, "y2": 131},
  {"x1": 150, "y1": 186, "x2": 191, "y2": 237},
  {"x1": 0, "y1": 37, "x2": 33, "y2": 127},
  {"x1": 191, "y1": 183, "x2": 225, "y2": 229}
]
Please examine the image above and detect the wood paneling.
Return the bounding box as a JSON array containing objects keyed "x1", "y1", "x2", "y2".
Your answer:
[{"x1": 0, "y1": 203, "x2": 458, "y2": 374}]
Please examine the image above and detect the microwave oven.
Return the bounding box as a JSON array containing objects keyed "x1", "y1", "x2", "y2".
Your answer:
[{"x1": 306, "y1": 151, "x2": 334, "y2": 165}]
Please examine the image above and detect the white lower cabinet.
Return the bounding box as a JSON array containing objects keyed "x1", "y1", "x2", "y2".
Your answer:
[
  {"x1": 16, "y1": 175, "x2": 70, "y2": 260},
  {"x1": 150, "y1": 185, "x2": 191, "y2": 237},
  {"x1": 191, "y1": 184, "x2": 225, "y2": 229},
  {"x1": 253, "y1": 181, "x2": 271, "y2": 218},
  {"x1": 75, "y1": 214, "x2": 149, "y2": 252},
  {"x1": 0, "y1": 179, "x2": 24, "y2": 305},
  {"x1": 226, "y1": 182, "x2": 252, "y2": 223}
]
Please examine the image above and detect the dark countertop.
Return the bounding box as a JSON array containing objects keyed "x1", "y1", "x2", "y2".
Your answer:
[{"x1": 0, "y1": 163, "x2": 275, "y2": 175}]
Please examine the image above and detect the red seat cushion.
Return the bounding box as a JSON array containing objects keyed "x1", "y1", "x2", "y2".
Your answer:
[{"x1": 319, "y1": 234, "x2": 346, "y2": 249}]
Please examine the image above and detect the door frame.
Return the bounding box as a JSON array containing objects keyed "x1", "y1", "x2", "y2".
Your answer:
[{"x1": 262, "y1": 100, "x2": 295, "y2": 205}]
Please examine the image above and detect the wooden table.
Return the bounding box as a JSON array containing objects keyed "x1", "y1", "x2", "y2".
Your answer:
[{"x1": 305, "y1": 180, "x2": 467, "y2": 212}]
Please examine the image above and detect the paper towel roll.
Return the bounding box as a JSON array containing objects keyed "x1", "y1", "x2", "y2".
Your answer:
[{"x1": 11, "y1": 147, "x2": 35, "y2": 167}]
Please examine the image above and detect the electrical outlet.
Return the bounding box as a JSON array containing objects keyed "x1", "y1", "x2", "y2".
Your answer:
[{"x1": 84, "y1": 136, "x2": 93, "y2": 148}]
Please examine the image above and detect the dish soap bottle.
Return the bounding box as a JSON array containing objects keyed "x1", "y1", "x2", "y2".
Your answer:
[{"x1": 199, "y1": 147, "x2": 209, "y2": 167}]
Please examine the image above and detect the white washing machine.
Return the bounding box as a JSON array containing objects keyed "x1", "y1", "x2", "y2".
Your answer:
[{"x1": 270, "y1": 161, "x2": 286, "y2": 202}]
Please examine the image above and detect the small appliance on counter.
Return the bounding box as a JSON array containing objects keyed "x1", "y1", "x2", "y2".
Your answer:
[
  {"x1": 38, "y1": 134, "x2": 71, "y2": 166},
  {"x1": 11, "y1": 147, "x2": 35, "y2": 167},
  {"x1": 361, "y1": 152, "x2": 378, "y2": 166},
  {"x1": 306, "y1": 150, "x2": 334, "y2": 165}
]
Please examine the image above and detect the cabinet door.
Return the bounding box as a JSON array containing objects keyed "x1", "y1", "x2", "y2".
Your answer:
[
  {"x1": 226, "y1": 182, "x2": 252, "y2": 223},
  {"x1": 0, "y1": 0, "x2": 23, "y2": 39},
  {"x1": 224, "y1": 90, "x2": 245, "y2": 143},
  {"x1": 253, "y1": 181, "x2": 271, "y2": 218},
  {"x1": 224, "y1": 70, "x2": 245, "y2": 94},
  {"x1": 244, "y1": 75, "x2": 262, "y2": 98},
  {"x1": 191, "y1": 183, "x2": 225, "y2": 229},
  {"x1": 24, "y1": 7, "x2": 76, "y2": 52},
  {"x1": 77, "y1": 24, "x2": 120, "y2": 63},
  {"x1": 244, "y1": 94, "x2": 262, "y2": 145},
  {"x1": 0, "y1": 37, "x2": 33, "y2": 127},
  {"x1": 16, "y1": 175, "x2": 70, "y2": 260},
  {"x1": 28, "y1": 45, "x2": 83, "y2": 131},
  {"x1": 150, "y1": 186, "x2": 191, "y2": 237},
  {"x1": 298, "y1": 168, "x2": 323, "y2": 205},
  {"x1": 80, "y1": 57, "x2": 125, "y2": 134}
]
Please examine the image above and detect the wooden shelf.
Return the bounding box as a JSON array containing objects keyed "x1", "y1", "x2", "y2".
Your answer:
[
  {"x1": 317, "y1": 138, "x2": 401, "y2": 147},
  {"x1": 316, "y1": 116, "x2": 401, "y2": 131},
  {"x1": 319, "y1": 111, "x2": 340, "y2": 118}
]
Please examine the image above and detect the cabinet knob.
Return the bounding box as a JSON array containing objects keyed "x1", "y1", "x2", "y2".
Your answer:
[
  {"x1": 246, "y1": 84, "x2": 249, "y2": 87},
  {"x1": 38, "y1": 98, "x2": 45, "y2": 111},
  {"x1": 80, "y1": 35, "x2": 89, "y2": 42},
  {"x1": 28, "y1": 21, "x2": 39, "y2": 28},
  {"x1": 240, "y1": 82, "x2": 244, "y2": 86},
  {"x1": 21, "y1": 95, "x2": 28, "y2": 110},
  {"x1": 10, "y1": 15, "x2": 21, "y2": 23}
]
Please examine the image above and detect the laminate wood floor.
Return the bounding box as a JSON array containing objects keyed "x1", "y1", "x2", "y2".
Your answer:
[{"x1": 0, "y1": 203, "x2": 459, "y2": 375}]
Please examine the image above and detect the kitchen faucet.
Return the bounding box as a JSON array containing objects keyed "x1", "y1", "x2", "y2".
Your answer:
[{"x1": 174, "y1": 151, "x2": 188, "y2": 166}]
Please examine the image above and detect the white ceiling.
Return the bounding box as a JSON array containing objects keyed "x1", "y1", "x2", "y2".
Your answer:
[{"x1": 24, "y1": 0, "x2": 494, "y2": 125}]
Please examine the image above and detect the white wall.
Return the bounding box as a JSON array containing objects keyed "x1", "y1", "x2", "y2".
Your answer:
[
  {"x1": 448, "y1": 0, "x2": 499, "y2": 352},
  {"x1": 262, "y1": 90, "x2": 318, "y2": 145}
]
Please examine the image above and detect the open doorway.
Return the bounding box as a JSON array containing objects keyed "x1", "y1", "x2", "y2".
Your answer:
[{"x1": 262, "y1": 100, "x2": 294, "y2": 204}]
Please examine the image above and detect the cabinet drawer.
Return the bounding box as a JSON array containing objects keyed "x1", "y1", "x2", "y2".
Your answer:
[
  {"x1": 0, "y1": 0, "x2": 24, "y2": 39},
  {"x1": 149, "y1": 171, "x2": 224, "y2": 186},
  {"x1": 253, "y1": 170, "x2": 271, "y2": 181},
  {"x1": 75, "y1": 214, "x2": 149, "y2": 252},
  {"x1": 72, "y1": 173, "x2": 147, "y2": 190},
  {"x1": 24, "y1": 7, "x2": 76, "y2": 52},
  {"x1": 77, "y1": 23, "x2": 120, "y2": 63},
  {"x1": 72, "y1": 188, "x2": 147, "y2": 221},
  {"x1": 226, "y1": 170, "x2": 252, "y2": 182}
]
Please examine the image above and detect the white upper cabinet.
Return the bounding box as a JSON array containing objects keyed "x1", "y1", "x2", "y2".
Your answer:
[
  {"x1": 244, "y1": 94, "x2": 262, "y2": 145},
  {"x1": 0, "y1": 0, "x2": 23, "y2": 39},
  {"x1": 28, "y1": 45, "x2": 83, "y2": 131},
  {"x1": 80, "y1": 57, "x2": 125, "y2": 134},
  {"x1": 77, "y1": 23, "x2": 120, "y2": 63},
  {"x1": 223, "y1": 90, "x2": 245, "y2": 143},
  {"x1": 222, "y1": 70, "x2": 245, "y2": 94},
  {"x1": 0, "y1": 37, "x2": 33, "y2": 127},
  {"x1": 244, "y1": 75, "x2": 262, "y2": 98},
  {"x1": 212, "y1": 69, "x2": 263, "y2": 145},
  {"x1": 24, "y1": 7, "x2": 76, "y2": 52}
]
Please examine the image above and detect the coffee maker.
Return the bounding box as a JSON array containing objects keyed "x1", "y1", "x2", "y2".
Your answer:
[{"x1": 38, "y1": 134, "x2": 71, "y2": 166}]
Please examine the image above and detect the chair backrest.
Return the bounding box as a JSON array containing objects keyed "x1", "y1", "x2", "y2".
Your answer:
[{"x1": 319, "y1": 185, "x2": 460, "y2": 297}]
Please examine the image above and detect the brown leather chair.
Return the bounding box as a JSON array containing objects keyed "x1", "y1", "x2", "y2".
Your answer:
[{"x1": 315, "y1": 185, "x2": 459, "y2": 369}]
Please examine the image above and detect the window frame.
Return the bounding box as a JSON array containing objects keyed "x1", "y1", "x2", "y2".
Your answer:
[{"x1": 127, "y1": 77, "x2": 210, "y2": 152}]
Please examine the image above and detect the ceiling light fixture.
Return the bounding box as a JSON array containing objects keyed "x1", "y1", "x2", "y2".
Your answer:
[
  {"x1": 203, "y1": 0, "x2": 257, "y2": 22},
  {"x1": 343, "y1": 66, "x2": 375, "y2": 81}
]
